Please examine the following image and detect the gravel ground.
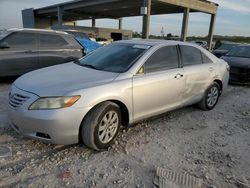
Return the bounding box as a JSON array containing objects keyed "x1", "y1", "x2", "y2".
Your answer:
[{"x1": 0, "y1": 79, "x2": 249, "y2": 188}]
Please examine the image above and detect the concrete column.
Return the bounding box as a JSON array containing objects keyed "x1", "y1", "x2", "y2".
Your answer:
[
  {"x1": 181, "y1": 8, "x2": 190, "y2": 42},
  {"x1": 118, "y1": 18, "x2": 123, "y2": 30},
  {"x1": 57, "y1": 6, "x2": 63, "y2": 26},
  {"x1": 92, "y1": 18, "x2": 96, "y2": 27},
  {"x1": 22, "y1": 8, "x2": 35, "y2": 28},
  {"x1": 142, "y1": 0, "x2": 151, "y2": 39},
  {"x1": 208, "y1": 14, "x2": 216, "y2": 51}
]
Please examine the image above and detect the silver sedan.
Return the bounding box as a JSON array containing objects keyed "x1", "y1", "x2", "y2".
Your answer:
[{"x1": 8, "y1": 40, "x2": 229, "y2": 150}]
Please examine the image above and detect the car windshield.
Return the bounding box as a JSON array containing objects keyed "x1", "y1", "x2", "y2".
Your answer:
[
  {"x1": 77, "y1": 43, "x2": 151, "y2": 73},
  {"x1": 218, "y1": 43, "x2": 236, "y2": 50},
  {"x1": 226, "y1": 46, "x2": 250, "y2": 58}
]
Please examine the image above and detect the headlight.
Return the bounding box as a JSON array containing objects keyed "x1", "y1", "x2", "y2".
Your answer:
[{"x1": 29, "y1": 96, "x2": 80, "y2": 110}]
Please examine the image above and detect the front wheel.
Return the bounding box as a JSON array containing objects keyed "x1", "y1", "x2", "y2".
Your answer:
[
  {"x1": 197, "y1": 82, "x2": 220, "y2": 111},
  {"x1": 80, "y1": 102, "x2": 121, "y2": 150}
]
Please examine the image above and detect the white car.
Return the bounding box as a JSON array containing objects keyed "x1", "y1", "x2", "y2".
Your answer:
[{"x1": 8, "y1": 40, "x2": 229, "y2": 150}]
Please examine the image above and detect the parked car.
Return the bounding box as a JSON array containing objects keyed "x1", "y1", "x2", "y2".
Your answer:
[
  {"x1": 191, "y1": 40, "x2": 208, "y2": 49},
  {"x1": 0, "y1": 29, "x2": 83, "y2": 77},
  {"x1": 64, "y1": 30, "x2": 101, "y2": 54},
  {"x1": 221, "y1": 44, "x2": 250, "y2": 84},
  {"x1": 8, "y1": 40, "x2": 229, "y2": 150},
  {"x1": 213, "y1": 42, "x2": 238, "y2": 58}
]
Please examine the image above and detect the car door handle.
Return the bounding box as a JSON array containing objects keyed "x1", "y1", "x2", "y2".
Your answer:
[{"x1": 174, "y1": 73, "x2": 184, "y2": 79}]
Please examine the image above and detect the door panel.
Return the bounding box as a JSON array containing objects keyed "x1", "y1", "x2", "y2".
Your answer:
[
  {"x1": 182, "y1": 64, "x2": 216, "y2": 105},
  {"x1": 38, "y1": 34, "x2": 72, "y2": 68},
  {"x1": 38, "y1": 49, "x2": 70, "y2": 67},
  {"x1": 0, "y1": 32, "x2": 38, "y2": 76},
  {"x1": 179, "y1": 45, "x2": 216, "y2": 105},
  {"x1": 133, "y1": 68, "x2": 184, "y2": 121}
]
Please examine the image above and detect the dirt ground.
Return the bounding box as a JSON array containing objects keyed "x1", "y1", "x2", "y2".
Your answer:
[{"x1": 0, "y1": 79, "x2": 249, "y2": 188}]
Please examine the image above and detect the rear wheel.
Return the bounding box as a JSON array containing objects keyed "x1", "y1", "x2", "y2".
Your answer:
[
  {"x1": 80, "y1": 102, "x2": 121, "y2": 150},
  {"x1": 197, "y1": 82, "x2": 220, "y2": 111}
]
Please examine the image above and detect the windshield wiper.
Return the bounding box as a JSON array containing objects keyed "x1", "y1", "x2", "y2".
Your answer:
[
  {"x1": 73, "y1": 60, "x2": 98, "y2": 70},
  {"x1": 82, "y1": 63, "x2": 98, "y2": 70}
]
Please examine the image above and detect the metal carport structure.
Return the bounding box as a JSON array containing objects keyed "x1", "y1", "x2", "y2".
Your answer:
[{"x1": 22, "y1": 0, "x2": 218, "y2": 50}]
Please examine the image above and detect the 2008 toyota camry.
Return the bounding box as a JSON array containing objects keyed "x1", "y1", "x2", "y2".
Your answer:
[{"x1": 8, "y1": 40, "x2": 229, "y2": 150}]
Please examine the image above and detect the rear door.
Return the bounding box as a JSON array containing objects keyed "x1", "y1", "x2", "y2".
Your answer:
[
  {"x1": 132, "y1": 45, "x2": 185, "y2": 121},
  {"x1": 38, "y1": 33, "x2": 72, "y2": 68},
  {"x1": 179, "y1": 45, "x2": 216, "y2": 105},
  {"x1": 0, "y1": 31, "x2": 38, "y2": 76}
]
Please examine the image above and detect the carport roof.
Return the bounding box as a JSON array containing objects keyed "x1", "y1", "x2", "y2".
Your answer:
[{"x1": 34, "y1": 0, "x2": 218, "y2": 21}]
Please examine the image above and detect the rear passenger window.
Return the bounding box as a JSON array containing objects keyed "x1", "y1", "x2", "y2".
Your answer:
[
  {"x1": 201, "y1": 52, "x2": 213, "y2": 64},
  {"x1": 4, "y1": 32, "x2": 36, "y2": 47},
  {"x1": 144, "y1": 46, "x2": 179, "y2": 73},
  {"x1": 180, "y1": 45, "x2": 202, "y2": 66},
  {"x1": 39, "y1": 34, "x2": 68, "y2": 47}
]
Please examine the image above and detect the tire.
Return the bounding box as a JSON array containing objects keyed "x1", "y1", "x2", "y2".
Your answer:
[
  {"x1": 80, "y1": 102, "x2": 121, "y2": 151},
  {"x1": 197, "y1": 82, "x2": 221, "y2": 111}
]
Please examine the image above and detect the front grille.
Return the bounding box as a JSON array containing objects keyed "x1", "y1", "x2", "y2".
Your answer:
[
  {"x1": 8, "y1": 93, "x2": 30, "y2": 108},
  {"x1": 230, "y1": 66, "x2": 250, "y2": 82},
  {"x1": 230, "y1": 67, "x2": 246, "y2": 74}
]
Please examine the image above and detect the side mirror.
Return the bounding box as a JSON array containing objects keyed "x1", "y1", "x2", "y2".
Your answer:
[
  {"x1": 136, "y1": 66, "x2": 145, "y2": 75},
  {"x1": 0, "y1": 42, "x2": 10, "y2": 49}
]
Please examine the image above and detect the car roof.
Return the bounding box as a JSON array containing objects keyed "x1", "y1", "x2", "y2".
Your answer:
[
  {"x1": 115, "y1": 39, "x2": 195, "y2": 47},
  {"x1": 7, "y1": 28, "x2": 69, "y2": 35}
]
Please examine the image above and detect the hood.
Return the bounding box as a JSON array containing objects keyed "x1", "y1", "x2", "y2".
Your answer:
[
  {"x1": 14, "y1": 62, "x2": 119, "y2": 96},
  {"x1": 221, "y1": 56, "x2": 250, "y2": 68}
]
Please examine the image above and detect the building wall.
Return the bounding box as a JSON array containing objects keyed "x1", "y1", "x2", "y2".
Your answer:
[{"x1": 98, "y1": 28, "x2": 132, "y2": 39}]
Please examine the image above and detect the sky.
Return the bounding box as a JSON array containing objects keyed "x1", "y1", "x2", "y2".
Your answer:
[{"x1": 0, "y1": 0, "x2": 249, "y2": 37}]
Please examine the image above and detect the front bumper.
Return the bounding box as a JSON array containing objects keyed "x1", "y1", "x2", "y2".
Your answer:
[
  {"x1": 229, "y1": 66, "x2": 250, "y2": 84},
  {"x1": 7, "y1": 85, "x2": 90, "y2": 145}
]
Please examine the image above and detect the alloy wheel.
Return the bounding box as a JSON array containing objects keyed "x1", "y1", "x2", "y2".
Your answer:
[
  {"x1": 98, "y1": 110, "x2": 119, "y2": 144},
  {"x1": 207, "y1": 86, "x2": 219, "y2": 108}
]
